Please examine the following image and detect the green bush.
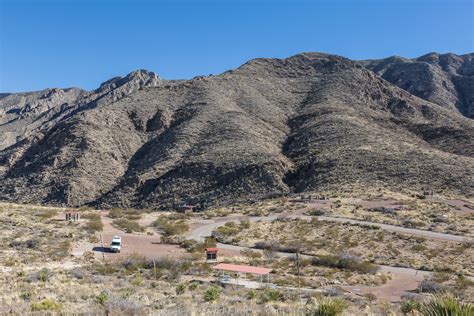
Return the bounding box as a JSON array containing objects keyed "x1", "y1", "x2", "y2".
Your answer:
[
  {"x1": 113, "y1": 218, "x2": 144, "y2": 233},
  {"x1": 20, "y1": 291, "x2": 34, "y2": 301},
  {"x1": 95, "y1": 291, "x2": 108, "y2": 305},
  {"x1": 419, "y1": 294, "x2": 473, "y2": 316},
  {"x1": 401, "y1": 299, "x2": 421, "y2": 314},
  {"x1": 176, "y1": 283, "x2": 186, "y2": 295},
  {"x1": 260, "y1": 288, "x2": 284, "y2": 303},
  {"x1": 309, "y1": 298, "x2": 346, "y2": 316},
  {"x1": 31, "y1": 298, "x2": 61, "y2": 311},
  {"x1": 38, "y1": 268, "x2": 51, "y2": 282},
  {"x1": 189, "y1": 282, "x2": 199, "y2": 291},
  {"x1": 204, "y1": 286, "x2": 220, "y2": 302},
  {"x1": 247, "y1": 289, "x2": 257, "y2": 300}
]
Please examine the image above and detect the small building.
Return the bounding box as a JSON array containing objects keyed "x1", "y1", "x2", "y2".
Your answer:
[{"x1": 206, "y1": 248, "x2": 219, "y2": 262}]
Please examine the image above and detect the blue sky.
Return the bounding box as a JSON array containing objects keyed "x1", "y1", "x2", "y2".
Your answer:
[{"x1": 0, "y1": 0, "x2": 472, "y2": 92}]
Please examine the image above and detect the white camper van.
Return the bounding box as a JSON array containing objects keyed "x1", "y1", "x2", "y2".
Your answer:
[{"x1": 110, "y1": 236, "x2": 122, "y2": 253}]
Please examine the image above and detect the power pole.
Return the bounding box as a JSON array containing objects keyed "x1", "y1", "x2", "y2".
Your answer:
[
  {"x1": 296, "y1": 250, "x2": 300, "y2": 289},
  {"x1": 100, "y1": 234, "x2": 105, "y2": 261}
]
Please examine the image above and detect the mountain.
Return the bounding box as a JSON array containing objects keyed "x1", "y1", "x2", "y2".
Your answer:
[
  {"x1": 0, "y1": 70, "x2": 160, "y2": 150},
  {"x1": 0, "y1": 53, "x2": 473, "y2": 209},
  {"x1": 361, "y1": 52, "x2": 474, "y2": 118}
]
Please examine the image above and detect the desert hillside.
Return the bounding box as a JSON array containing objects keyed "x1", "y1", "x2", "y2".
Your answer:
[{"x1": 0, "y1": 53, "x2": 473, "y2": 209}]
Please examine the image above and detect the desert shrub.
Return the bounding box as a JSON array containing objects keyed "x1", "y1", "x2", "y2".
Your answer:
[
  {"x1": 454, "y1": 274, "x2": 474, "y2": 292},
  {"x1": 214, "y1": 220, "x2": 250, "y2": 237},
  {"x1": 82, "y1": 212, "x2": 101, "y2": 220},
  {"x1": 176, "y1": 283, "x2": 186, "y2": 295},
  {"x1": 260, "y1": 288, "x2": 284, "y2": 303},
  {"x1": 94, "y1": 263, "x2": 119, "y2": 275},
  {"x1": 401, "y1": 299, "x2": 421, "y2": 314},
  {"x1": 71, "y1": 268, "x2": 86, "y2": 279},
  {"x1": 108, "y1": 208, "x2": 123, "y2": 218},
  {"x1": 189, "y1": 282, "x2": 199, "y2": 291},
  {"x1": 181, "y1": 239, "x2": 198, "y2": 251},
  {"x1": 95, "y1": 291, "x2": 109, "y2": 305},
  {"x1": 310, "y1": 209, "x2": 326, "y2": 216},
  {"x1": 309, "y1": 298, "x2": 346, "y2": 316},
  {"x1": 20, "y1": 291, "x2": 34, "y2": 301},
  {"x1": 362, "y1": 293, "x2": 377, "y2": 301},
  {"x1": 31, "y1": 298, "x2": 61, "y2": 311},
  {"x1": 418, "y1": 279, "x2": 446, "y2": 293},
  {"x1": 113, "y1": 218, "x2": 144, "y2": 233},
  {"x1": 121, "y1": 253, "x2": 147, "y2": 271},
  {"x1": 108, "y1": 208, "x2": 142, "y2": 220},
  {"x1": 419, "y1": 294, "x2": 473, "y2": 316},
  {"x1": 9, "y1": 239, "x2": 40, "y2": 249},
  {"x1": 103, "y1": 293, "x2": 145, "y2": 314},
  {"x1": 85, "y1": 220, "x2": 103, "y2": 233},
  {"x1": 28, "y1": 268, "x2": 52, "y2": 282},
  {"x1": 240, "y1": 219, "x2": 251, "y2": 229},
  {"x1": 154, "y1": 217, "x2": 189, "y2": 236},
  {"x1": 240, "y1": 248, "x2": 263, "y2": 259},
  {"x1": 247, "y1": 289, "x2": 257, "y2": 300},
  {"x1": 431, "y1": 271, "x2": 451, "y2": 283},
  {"x1": 84, "y1": 213, "x2": 103, "y2": 232},
  {"x1": 36, "y1": 209, "x2": 58, "y2": 220},
  {"x1": 131, "y1": 275, "x2": 144, "y2": 286},
  {"x1": 204, "y1": 286, "x2": 220, "y2": 302},
  {"x1": 312, "y1": 252, "x2": 378, "y2": 274}
]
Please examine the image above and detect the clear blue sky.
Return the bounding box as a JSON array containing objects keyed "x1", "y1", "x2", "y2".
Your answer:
[{"x1": 0, "y1": 0, "x2": 472, "y2": 92}]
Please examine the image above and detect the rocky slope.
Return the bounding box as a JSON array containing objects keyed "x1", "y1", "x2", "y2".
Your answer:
[
  {"x1": 0, "y1": 53, "x2": 472, "y2": 209},
  {"x1": 361, "y1": 52, "x2": 474, "y2": 118}
]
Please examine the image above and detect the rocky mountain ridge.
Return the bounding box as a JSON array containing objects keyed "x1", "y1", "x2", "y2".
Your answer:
[
  {"x1": 362, "y1": 52, "x2": 474, "y2": 118},
  {"x1": 0, "y1": 52, "x2": 472, "y2": 209}
]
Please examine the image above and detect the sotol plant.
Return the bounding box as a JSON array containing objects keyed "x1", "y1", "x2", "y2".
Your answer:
[
  {"x1": 204, "y1": 286, "x2": 220, "y2": 302},
  {"x1": 309, "y1": 298, "x2": 347, "y2": 316},
  {"x1": 419, "y1": 294, "x2": 473, "y2": 316}
]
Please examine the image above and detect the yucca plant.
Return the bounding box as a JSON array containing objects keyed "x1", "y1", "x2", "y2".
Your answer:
[
  {"x1": 419, "y1": 294, "x2": 473, "y2": 316},
  {"x1": 308, "y1": 297, "x2": 347, "y2": 316}
]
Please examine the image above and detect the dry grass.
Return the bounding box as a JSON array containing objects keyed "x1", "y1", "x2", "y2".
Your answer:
[{"x1": 222, "y1": 218, "x2": 473, "y2": 277}]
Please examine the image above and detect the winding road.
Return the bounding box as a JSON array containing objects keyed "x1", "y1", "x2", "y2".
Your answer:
[
  {"x1": 187, "y1": 213, "x2": 473, "y2": 278},
  {"x1": 188, "y1": 214, "x2": 472, "y2": 244}
]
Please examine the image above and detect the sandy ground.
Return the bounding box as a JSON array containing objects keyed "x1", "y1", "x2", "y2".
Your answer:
[
  {"x1": 342, "y1": 272, "x2": 424, "y2": 302},
  {"x1": 72, "y1": 212, "x2": 188, "y2": 260},
  {"x1": 67, "y1": 196, "x2": 472, "y2": 302}
]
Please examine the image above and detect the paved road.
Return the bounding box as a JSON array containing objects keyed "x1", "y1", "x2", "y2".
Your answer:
[
  {"x1": 187, "y1": 213, "x2": 473, "y2": 278},
  {"x1": 188, "y1": 214, "x2": 472, "y2": 244},
  {"x1": 315, "y1": 216, "x2": 472, "y2": 243}
]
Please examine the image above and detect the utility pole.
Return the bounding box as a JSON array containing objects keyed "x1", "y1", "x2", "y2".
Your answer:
[
  {"x1": 296, "y1": 250, "x2": 300, "y2": 289},
  {"x1": 100, "y1": 234, "x2": 105, "y2": 261}
]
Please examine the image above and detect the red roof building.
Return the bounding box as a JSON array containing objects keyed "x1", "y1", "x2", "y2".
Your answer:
[{"x1": 213, "y1": 263, "x2": 272, "y2": 275}]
